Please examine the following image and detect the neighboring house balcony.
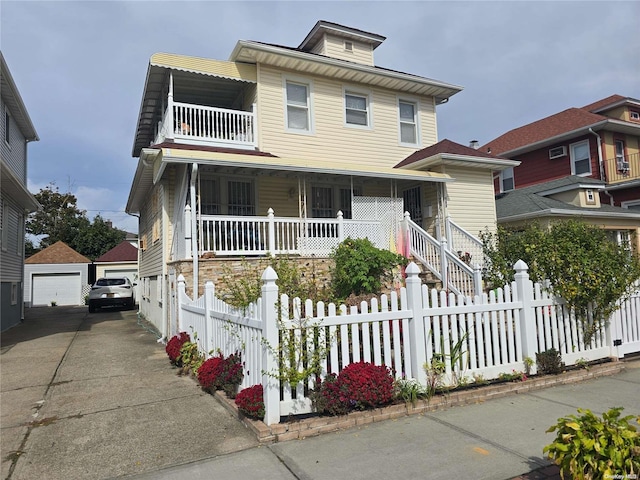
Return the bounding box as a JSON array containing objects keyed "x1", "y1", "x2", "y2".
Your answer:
[
  {"x1": 154, "y1": 102, "x2": 256, "y2": 151},
  {"x1": 604, "y1": 151, "x2": 639, "y2": 184}
]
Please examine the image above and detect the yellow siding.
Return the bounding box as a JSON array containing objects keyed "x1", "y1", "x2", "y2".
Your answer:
[
  {"x1": 150, "y1": 53, "x2": 257, "y2": 82},
  {"x1": 442, "y1": 167, "x2": 498, "y2": 237},
  {"x1": 323, "y1": 34, "x2": 374, "y2": 66},
  {"x1": 257, "y1": 176, "x2": 300, "y2": 217},
  {"x1": 139, "y1": 183, "x2": 164, "y2": 277},
  {"x1": 256, "y1": 65, "x2": 438, "y2": 169}
]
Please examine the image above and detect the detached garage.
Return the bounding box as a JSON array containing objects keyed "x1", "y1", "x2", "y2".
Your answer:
[{"x1": 24, "y1": 241, "x2": 90, "y2": 307}]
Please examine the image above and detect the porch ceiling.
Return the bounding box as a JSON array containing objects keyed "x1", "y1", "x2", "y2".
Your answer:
[{"x1": 160, "y1": 147, "x2": 453, "y2": 183}]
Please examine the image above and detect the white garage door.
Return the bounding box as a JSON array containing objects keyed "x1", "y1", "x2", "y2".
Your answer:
[{"x1": 32, "y1": 274, "x2": 82, "y2": 306}]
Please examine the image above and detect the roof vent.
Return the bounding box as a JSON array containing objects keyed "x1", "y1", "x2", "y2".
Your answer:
[{"x1": 469, "y1": 140, "x2": 479, "y2": 149}]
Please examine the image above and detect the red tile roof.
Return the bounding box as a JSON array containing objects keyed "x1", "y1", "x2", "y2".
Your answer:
[
  {"x1": 581, "y1": 94, "x2": 626, "y2": 112},
  {"x1": 95, "y1": 241, "x2": 138, "y2": 262},
  {"x1": 482, "y1": 108, "x2": 606, "y2": 156},
  {"x1": 395, "y1": 139, "x2": 503, "y2": 168},
  {"x1": 25, "y1": 241, "x2": 90, "y2": 264}
]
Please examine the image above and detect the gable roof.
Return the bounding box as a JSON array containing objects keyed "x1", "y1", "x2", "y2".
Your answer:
[
  {"x1": 25, "y1": 241, "x2": 91, "y2": 264},
  {"x1": 395, "y1": 139, "x2": 519, "y2": 171},
  {"x1": 95, "y1": 241, "x2": 138, "y2": 263},
  {"x1": 298, "y1": 20, "x2": 386, "y2": 51},
  {"x1": 0, "y1": 52, "x2": 38, "y2": 141},
  {"x1": 496, "y1": 176, "x2": 640, "y2": 222},
  {"x1": 482, "y1": 95, "x2": 640, "y2": 156}
]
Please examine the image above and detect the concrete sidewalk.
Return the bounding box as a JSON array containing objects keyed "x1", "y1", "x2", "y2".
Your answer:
[{"x1": 2, "y1": 307, "x2": 639, "y2": 480}]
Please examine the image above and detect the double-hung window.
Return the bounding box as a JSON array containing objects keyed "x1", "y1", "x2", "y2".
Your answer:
[
  {"x1": 399, "y1": 100, "x2": 418, "y2": 145},
  {"x1": 500, "y1": 167, "x2": 515, "y2": 192},
  {"x1": 286, "y1": 80, "x2": 311, "y2": 132},
  {"x1": 570, "y1": 140, "x2": 591, "y2": 176},
  {"x1": 345, "y1": 92, "x2": 369, "y2": 127}
]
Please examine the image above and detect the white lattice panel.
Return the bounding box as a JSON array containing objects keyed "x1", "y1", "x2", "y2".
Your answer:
[{"x1": 352, "y1": 197, "x2": 404, "y2": 250}]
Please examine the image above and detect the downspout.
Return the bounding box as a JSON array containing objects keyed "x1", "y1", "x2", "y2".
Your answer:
[
  {"x1": 589, "y1": 128, "x2": 614, "y2": 206},
  {"x1": 190, "y1": 163, "x2": 199, "y2": 297}
]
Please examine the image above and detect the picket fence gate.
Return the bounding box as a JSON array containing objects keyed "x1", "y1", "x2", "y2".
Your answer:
[{"x1": 174, "y1": 260, "x2": 640, "y2": 426}]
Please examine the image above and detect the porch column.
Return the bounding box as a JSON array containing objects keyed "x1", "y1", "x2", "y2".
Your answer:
[
  {"x1": 337, "y1": 211, "x2": 344, "y2": 242},
  {"x1": 167, "y1": 71, "x2": 175, "y2": 140}
]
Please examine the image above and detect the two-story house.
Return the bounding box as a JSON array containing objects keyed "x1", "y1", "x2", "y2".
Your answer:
[
  {"x1": 484, "y1": 95, "x2": 640, "y2": 253},
  {"x1": 1, "y1": 52, "x2": 40, "y2": 330},
  {"x1": 126, "y1": 21, "x2": 517, "y2": 338}
]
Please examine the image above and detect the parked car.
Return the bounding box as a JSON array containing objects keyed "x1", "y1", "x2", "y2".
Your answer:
[{"x1": 88, "y1": 277, "x2": 136, "y2": 312}]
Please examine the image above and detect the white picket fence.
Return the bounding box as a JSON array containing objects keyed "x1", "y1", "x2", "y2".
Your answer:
[{"x1": 175, "y1": 260, "x2": 640, "y2": 426}]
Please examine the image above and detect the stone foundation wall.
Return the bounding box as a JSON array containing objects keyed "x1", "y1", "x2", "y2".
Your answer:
[{"x1": 169, "y1": 256, "x2": 334, "y2": 299}]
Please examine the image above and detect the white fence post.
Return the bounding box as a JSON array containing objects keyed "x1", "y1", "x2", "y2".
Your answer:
[
  {"x1": 514, "y1": 260, "x2": 538, "y2": 375},
  {"x1": 337, "y1": 210, "x2": 344, "y2": 242},
  {"x1": 267, "y1": 208, "x2": 276, "y2": 255},
  {"x1": 261, "y1": 266, "x2": 280, "y2": 425},
  {"x1": 177, "y1": 274, "x2": 186, "y2": 334},
  {"x1": 203, "y1": 281, "x2": 214, "y2": 356},
  {"x1": 406, "y1": 262, "x2": 427, "y2": 384},
  {"x1": 403, "y1": 211, "x2": 411, "y2": 257}
]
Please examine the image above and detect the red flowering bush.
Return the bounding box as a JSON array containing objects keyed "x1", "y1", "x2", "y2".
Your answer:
[
  {"x1": 235, "y1": 384, "x2": 265, "y2": 420},
  {"x1": 166, "y1": 332, "x2": 190, "y2": 364},
  {"x1": 197, "y1": 352, "x2": 244, "y2": 397},
  {"x1": 338, "y1": 361, "x2": 395, "y2": 410},
  {"x1": 310, "y1": 373, "x2": 350, "y2": 416},
  {"x1": 312, "y1": 361, "x2": 395, "y2": 416}
]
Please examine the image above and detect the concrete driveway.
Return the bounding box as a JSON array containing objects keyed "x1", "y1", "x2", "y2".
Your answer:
[{"x1": 1, "y1": 306, "x2": 258, "y2": 480}]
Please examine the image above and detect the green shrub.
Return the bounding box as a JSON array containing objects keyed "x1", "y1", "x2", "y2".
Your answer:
[
  {"x1": 536, "y1": 348, "x2": 563, "y2": 375},
  {"x1": 330, "y1": 237, "x2": 407, "y2": 300},
  {"x1": 544, "y1": 407, "x2": 640, "y2": 479}
]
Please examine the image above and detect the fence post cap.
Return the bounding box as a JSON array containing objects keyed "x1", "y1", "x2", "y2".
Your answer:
[
  {"x1": 336, "y1": 210, "x2": 343, "y2": 219},
  {"x1": 514, "y1": 259, "x2": 529, "y2": 272},
  {"x1": 261, "y1": 266, "x2": 278, "y2": 282},
  {"x1": 406, "y1": 262, "x2": 420, "y2": 276},
  {"x1": 404, "y1": 211, "x2": 411, "y2": 219},
  {"x1": 177, "y1": 274, "x2": 185, "y2": 283},
  {"x1": 267, "y1": 207, "x2": 274, "y2": 216}
]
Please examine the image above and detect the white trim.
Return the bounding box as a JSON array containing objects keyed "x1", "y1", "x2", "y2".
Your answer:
[
  {"x1": 548, "y1": 146, "x2": 567, "y2": 159},
  {"x1": 283, "y1": 74, "x2": 314, "y2": 135},
  {"x1": 569, "y1": 139, "x2": 592, "y2": 176},
  {"x1": 343, "y1": 86, "x2": 372, "y2": 130},
  {"x1": 397, "y1": 97, "x2": 420, "y2": 147}
]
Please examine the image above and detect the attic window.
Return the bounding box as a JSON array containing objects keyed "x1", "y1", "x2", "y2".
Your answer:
[
  {"x1": 344, "y1": 41, "x2": 353, "y2": 52},
  {"x1": 586, "y1": 189, "x2": 596, "y2": 205},
  {"x1": 631, "y1": 111, "x2": 640, "y2": 121},
  {"x1": 549, "y1": 146, "x2": 567, "y2": 159}
]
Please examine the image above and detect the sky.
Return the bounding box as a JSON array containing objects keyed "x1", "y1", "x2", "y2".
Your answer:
[{"x1": 2, "y1": 0, "x2": 639, "y2": 235}]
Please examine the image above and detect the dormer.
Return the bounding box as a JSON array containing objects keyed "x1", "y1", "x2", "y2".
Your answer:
[{"x1": 298, "y1": 21, "x2": 386, "y2": 66}]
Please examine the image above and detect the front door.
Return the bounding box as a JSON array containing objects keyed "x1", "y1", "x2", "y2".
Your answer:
[{"x1": 402, "y1": 186, "x2": 422, "y2": 227}]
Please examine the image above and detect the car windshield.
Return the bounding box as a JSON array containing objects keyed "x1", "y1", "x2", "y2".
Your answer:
[{"x1": 96, "y1": 279, "x2": 127, "y2": 287}]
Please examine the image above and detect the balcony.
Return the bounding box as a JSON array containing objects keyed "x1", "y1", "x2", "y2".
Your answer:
[
  {"x1": 156, "y1": 102, "x2": 256, "y2": 150},
  {"x1": 604, "y1": 152, "x2": 639, "y2": 184}
]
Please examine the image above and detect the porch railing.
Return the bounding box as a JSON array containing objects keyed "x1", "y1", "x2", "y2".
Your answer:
[
  {"x1": 198, "y1": 209, "x2": 382, "y2": 257},
  {"x1": 404, "y1": 214, "x2": 482, "y2": 297},
  {"x1": 604, "y1": 152, "x2": 639, "y2": 184},
  {"x1": 445, "y1": 216, "x2": 484, "y2": 269},
  {"x1": 156, "y1": 102, "x2": 257, "y2": 149}
]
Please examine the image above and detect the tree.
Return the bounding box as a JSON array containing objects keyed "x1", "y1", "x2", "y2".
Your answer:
[
  {"x1": 481, "y1": 220, "x2": 640, "y2": 343},
  {"x1": 27, "y1": 184, "x2": 88, "y2": 249},
  {"x1": 26, "y1": 184, "x2": 126, "y2": 260}
]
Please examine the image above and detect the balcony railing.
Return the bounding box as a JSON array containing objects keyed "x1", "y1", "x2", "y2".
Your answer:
[
  {"x1": 157, "y1": 102, "x2": 256, "y2": 149},
  {"x1": 604, "y1": 152, "x2": 639, "y2": 184}
]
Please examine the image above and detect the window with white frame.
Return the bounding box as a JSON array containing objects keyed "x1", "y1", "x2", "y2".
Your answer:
[
  {"x1": 630, "y1": 111, "x2": 640, "y2": 120},
  {"x1": 285, "y1": 80, "x2": 311, "y2": 132},
  {"x1": 570, "y1": 140, "x2": 591, "y2": 176},
  {"x1": 621, "y1": 200, "x2": 640, "y2": 211},
  {"x1": 500, "y1": 167, "x2": 515, "y2": 192},
  {"x1": 606, "y1": 230, "x2": 632, "y2": 252},
  {"x1": 399, "y1": 100, "x2": 418, "y2": 145},
  {"x1": 585, "y1": 189, "x2": 596, "y2": 205},
  {"x1": 345, "y1": 92, "x2": 369, "y2": 127}
]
